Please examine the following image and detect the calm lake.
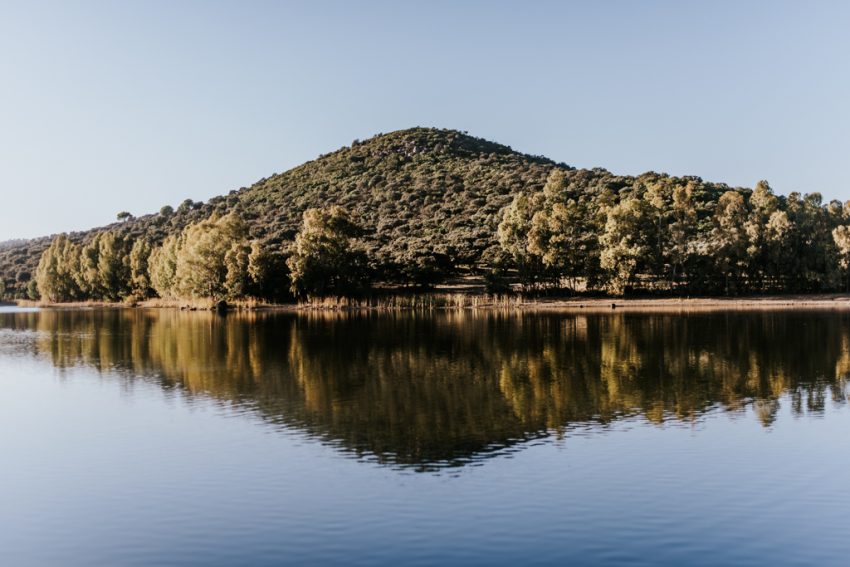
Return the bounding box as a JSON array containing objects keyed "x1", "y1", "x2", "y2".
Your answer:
[{"x1": 1, "y1": 306, "x2": 849, "y2": 566}]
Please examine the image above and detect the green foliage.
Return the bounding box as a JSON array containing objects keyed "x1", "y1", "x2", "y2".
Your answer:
[
  {"x1": 35, "y1": 235, "x2": 82, "y2": 302},
  {"x1": 96, "y1": 231, "x2": 131, "y2": 301},
  {"x1": 497, "y1": 192, "x2": 550, "y2": 289},
  {"x1": 147, "y1": 212, "x2": 268, "y2": 301},
  {"x1": 149, "y1": 235, "x2": 180, "y2": 299},
  {"x1": 287, "y1": 207, "x2": 369, "y2": 298},
  {"x1": 496, "y1": 169, "x2": 848, "y2": 296},
  {"x1": 129, "y1": 239, "x2": 153, "y2": 298},
  {"x1": 1, "y1": 129, "x2": 555, "y2": 297},
  {"x1": 31, "y1": 228, "x2": 220, "y2": 303},
  {"x1": 142, "y1": 212, "x2": 290, "y2": 302},
  {"x1": 33, "y1": 231, "x2": 133, "y2": 302},
  {"x1": 706, "y1": 191, "x2": 750, "y2": 293},
  {"x1": 223, "y1": 241, "x2": 252, "y2": 298},
  {"x1": 26, "y1": 280, "x2": 39, "y2": 300},
  {"x1": 247, "y1": 242, "x2": 292, "y2": 301},
  {"x1": 71, "y1": 231, "x2": 132, "y2": 300},
  {"x1": 527, "y1": 170, "x2": 603, "y2": 291},
  {"x1": 177, "y1": 199, "x2": 194, "y2": 213},
  {"x1": 393, "y1": 250, "x2": 454, "y2": 289},
  {"x1": 6, "y1": 128, "x2": 850, "y2": 299},
  {"x1": 480, "y1": 246, "x2": 512, "y2": 293},
  {"x1": 667, "y1": 183, "x2": 697, "y2": 287},
  {"x1": 833, "y1": 225, "x2": 850, "y2": 291},
  {"x1": 173, "y1": 212, "x2": 249, "y2": 299},
  {"x1": 599, "y1": 193, "x2": 655, "y2": 294}
]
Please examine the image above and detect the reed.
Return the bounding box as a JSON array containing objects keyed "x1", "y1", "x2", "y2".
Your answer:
[
  {"x1": 297, "y1": 292, "x2": 525, "y2": 310},
  {"x1": 139, "y1": 297, "x2": 273, "y2": 311}
]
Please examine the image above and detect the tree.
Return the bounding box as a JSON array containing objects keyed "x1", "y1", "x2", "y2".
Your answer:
[
  {"x1": 778, "y1": 192, "x2": 839, "y2": 292},
  {"x1": 287, "y1": 206, "x2": 369, "y2": 298},
  {"x1": 765, "y1": 210, "x2": 793, "y2": 290},
  {"x1": 26, "y1": 280, "x2": 39, "y2": 300},
  {"x1": 174, "y1": 212, "x2": 250, "y2": 299},
  {"x1": 71, "y1": 231, "x2": 131, "y2": 301},
  {"x1": 159, "y1": 205, "x2": 174, "y2": 217},
  {"x1": 707, "y1": 191, "x2": 750, "y2": 294},
  {"x1": 146, "y1": 212, "x2": 266, "y2": 300},
  {"x1": 744, "y1": 180, "x2": 779, "y2": 290},
  {"x1": 641, "y1": 180, "x2": 670, "y2": 284},
  {"x1": 147, "y1": 212, "x2": 257, "y2": 301},
  {"x1": 667, "y1": 183, "x2": 697, "y2": 289},
  {"x1": 528, "y1": 198, "x2": 601, "y2": 292},
  {"x1": 35, "y1": 235, "x2": 82, "y2": 302},
  {"x1": 599, "y1": 193, "x2": 654, "y2": 295},
  {"x1": 247, "y1": 241, "x2": 291, "y2": 301},
  {"x1": 129, "y1": 239, "x2": 153, "y2": 298},
  {"x1": 96, "y1": 231, "x2": 131, "y2": 300},
  {"x1": 149, "y1": 235, "x2": 181, "y2": 299},
  {"x1": 177, "y1": 199, "x2": 194, "y2": 213},
  {"x1": 497, "y1": 192, "x2": 548, "y2": 289},
  {"x1": 522, "y1": 170, "x2": 604, "y2": 292},
  {"x1": 116, "y1": 211, "x2": 133, "y2": 222},
  {"x1": 398, "y1": 249, "x2": 453, "y2": 289},
  {"x1": 76, "y1": 234, "x2": 102, "y2": 298},
  {"x1": 833, "y1": 225, "x2": 850, "y2": 291},
  {"x1": 224, "y1": 241, "x2": 252, "y2": 298}
]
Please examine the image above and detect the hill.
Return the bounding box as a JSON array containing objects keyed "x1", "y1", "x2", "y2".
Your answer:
[
  {"x1": 0, "y1": 128, "x2": 563, "y2": 297},
  {"x1": 2, "y1": 126, "x2": 846, "y2": 300}
]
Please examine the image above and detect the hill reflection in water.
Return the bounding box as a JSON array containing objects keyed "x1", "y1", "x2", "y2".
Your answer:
[{"x1": 3, "y1": 308, "x2": 848, "y2": 469}]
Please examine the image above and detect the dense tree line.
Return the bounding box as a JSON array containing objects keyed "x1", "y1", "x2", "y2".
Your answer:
[
  {"x1": 34, "y1": 232, "x2": 148, "y2": 302},
  {"x1": 34, "y1": 213, "x2": 288, "y2": 303},
  {"x1": 28, "y1": 178, "x2": 850, "y2": 302},
  {"x1": 32, "y1": 209, "x2": 364, "y2": 303},
  {"x1": 496, "y1": 171, "x2": 850, "y2": 295}
]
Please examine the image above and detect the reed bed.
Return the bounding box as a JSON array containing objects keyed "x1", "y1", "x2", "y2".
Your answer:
[
  {"x1": 141, "y1": 297, "x2": 274, "y2": 310},
  {"x1": 297, "y1": 293, "x2": 525, "y2": 310}
]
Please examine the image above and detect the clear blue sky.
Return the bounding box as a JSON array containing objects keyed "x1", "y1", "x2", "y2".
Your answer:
[{"x1": 1, "y1": 0, "x2": 848, "y2": 241}]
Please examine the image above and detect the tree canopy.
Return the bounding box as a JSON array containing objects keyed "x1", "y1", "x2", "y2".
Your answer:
[{"x1": 287, "y1": 206, "x2": 368, "y2": 298}]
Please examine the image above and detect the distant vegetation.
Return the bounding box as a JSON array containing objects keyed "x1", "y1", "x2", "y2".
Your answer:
[{"x1": 2, "y1": 127, "x2": 850, "y2": 303}]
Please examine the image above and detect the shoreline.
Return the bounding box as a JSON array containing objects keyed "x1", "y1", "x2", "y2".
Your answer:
[{"x1": 7, "y1": 293, "x2": 850, "y2": 312}]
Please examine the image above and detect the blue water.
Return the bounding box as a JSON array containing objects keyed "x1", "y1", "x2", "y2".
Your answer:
[{"x1": 1, "y1": 308, "x2": 848, "y2": 565}]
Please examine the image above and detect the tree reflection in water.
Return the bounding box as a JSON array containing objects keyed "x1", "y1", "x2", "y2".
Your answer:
[{"x1": 2, "y1": 308, "x2": 848, "y2": 469}]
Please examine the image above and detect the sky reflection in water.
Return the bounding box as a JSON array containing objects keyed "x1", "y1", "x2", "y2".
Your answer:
[{"x1": 1, "y1": 308, "x2": 849, "y2": 566}]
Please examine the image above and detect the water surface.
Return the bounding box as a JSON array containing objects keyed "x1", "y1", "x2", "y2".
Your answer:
[{"x1": 1, "y1": 307, "x2": 849, "y2": 565}]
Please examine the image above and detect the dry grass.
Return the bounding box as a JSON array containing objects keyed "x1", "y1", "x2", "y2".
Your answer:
[
  {"x1": 139, "y1": 297, "x2": 281, "y2": 311},
  {"x1": 297, "y1": 293, "x2": 525, "y2": 310}
]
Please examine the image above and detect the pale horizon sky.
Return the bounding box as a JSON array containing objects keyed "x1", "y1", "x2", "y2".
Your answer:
[{"x1": 1, "y1": 0, "x2": 849, "y2": 241}]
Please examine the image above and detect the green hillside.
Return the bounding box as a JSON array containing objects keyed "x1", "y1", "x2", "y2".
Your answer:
[
  {"x1": 0, "y1": 128, "x2": 559, "y2": 297},
  {"x1": 2, "y1": 126, "x2": 848, "y2": 300}
]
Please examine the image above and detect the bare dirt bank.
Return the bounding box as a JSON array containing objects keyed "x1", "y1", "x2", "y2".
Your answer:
[
  {"x1": 9, "y1": 293, "x2": 850, "y2": 312},
  {"x1": 516, "y1": 294, "x2": 850, "y2": 312}
]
